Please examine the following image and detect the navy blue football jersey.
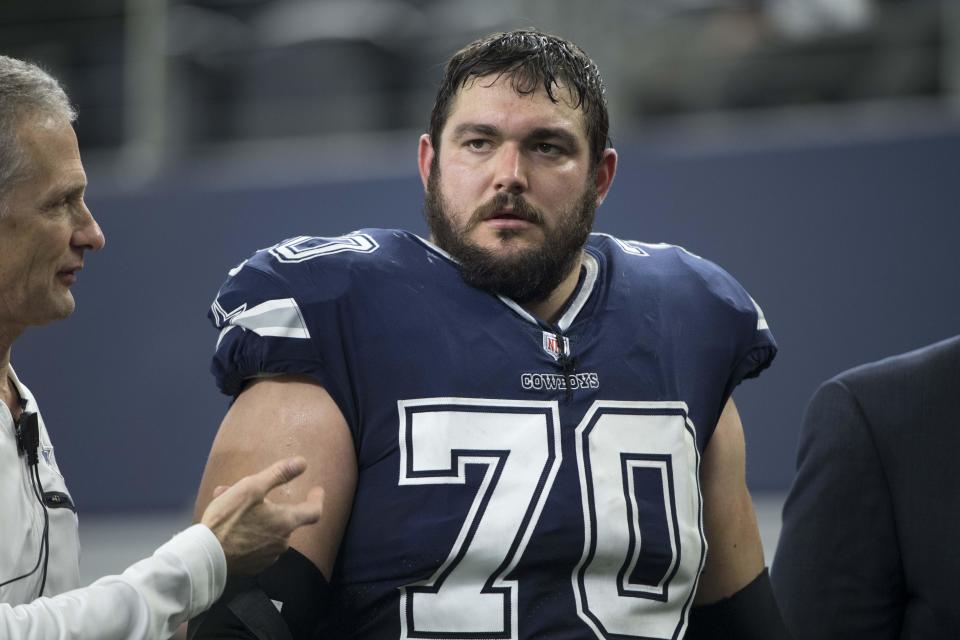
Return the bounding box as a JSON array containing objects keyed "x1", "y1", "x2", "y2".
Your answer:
[{"x1": 209, "y1": 229, "x2": 776, "y2": 640}]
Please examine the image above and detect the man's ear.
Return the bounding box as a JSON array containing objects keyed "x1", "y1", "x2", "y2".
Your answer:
[
  {"x1": 594, "y1": 148, "x2": 618, "y2": 206},
  {"x1": 418, "y1": 134, "x2": 435, "y2": 192}
]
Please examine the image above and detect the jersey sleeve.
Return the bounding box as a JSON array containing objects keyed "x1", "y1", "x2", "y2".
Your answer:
[
  {"x1": 730, "y1": 295, "x2": 775, "y2": 382},
  {"x1": 209, "y1": 260, "x2": 325, "y2": 397},
  {"x1": 687, "y1": 251, "x2": 777, "y2": 399},
  {"x1": 700, "y1": 258, "x2": 776, "y2": 385},
  {"x1": 208, "y1": 248, "x2": 359, "y2": 431}
]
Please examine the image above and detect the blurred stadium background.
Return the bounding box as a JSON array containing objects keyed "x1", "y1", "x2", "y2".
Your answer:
[{"x1": 3, "y1": 0, "x2": 958, "y2": 586}]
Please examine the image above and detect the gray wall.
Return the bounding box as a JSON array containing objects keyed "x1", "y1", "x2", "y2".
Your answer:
[{"x1": 14, "y1": 126, "x2": 960, "y2": 512}]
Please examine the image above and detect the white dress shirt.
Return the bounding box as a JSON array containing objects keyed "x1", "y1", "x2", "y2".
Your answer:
[{"x1": 0, "y1": 368, "x2": 227, "y2": 639}]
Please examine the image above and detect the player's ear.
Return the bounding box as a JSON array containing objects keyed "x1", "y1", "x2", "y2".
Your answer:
[
  {"x1": 418, "y1": 134, "x2": 435, "y2": 192},
  {"x1": 593, "y1": 148, "x2": 618, "y2": 206}
]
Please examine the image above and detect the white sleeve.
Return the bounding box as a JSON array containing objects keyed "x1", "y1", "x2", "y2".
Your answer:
[{"x1": 0, "y1": 524, "x2": 227, "y2": 640}]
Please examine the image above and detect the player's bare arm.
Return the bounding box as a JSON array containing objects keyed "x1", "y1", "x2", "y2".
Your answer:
[
  {"x1": 199, "y1": 455, "x2": 326, "y2": 576},
  {"x1": 694, "y1": 397, "x2": 764, "y2": 602},
  {"x1": 190, "y1": 376, "x2": 356, "y2": 639},
  {"x1": 194, "y1": 376, "x2": 356, "y2": 578},
  {"x1": 687, "y1": 397, "x2": 792, "y2": 638}
]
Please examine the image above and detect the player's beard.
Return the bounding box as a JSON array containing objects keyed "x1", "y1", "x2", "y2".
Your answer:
[{"x1": 424, "y1": 169, "x2": 597, "y2": 305}]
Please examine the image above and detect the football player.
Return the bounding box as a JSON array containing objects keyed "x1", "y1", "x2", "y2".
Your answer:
[{"x1": 190, "y1": 29, "x2": 790, "y2": 639}]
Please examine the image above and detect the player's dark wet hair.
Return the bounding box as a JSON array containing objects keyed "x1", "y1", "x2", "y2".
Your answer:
[{"x1": 429, "y1": 29, "x2": 610, "y2": 167}]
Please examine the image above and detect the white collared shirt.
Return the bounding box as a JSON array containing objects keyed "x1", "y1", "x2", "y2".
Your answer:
[
  {"x1": 0, "y1": 367, "x2": 227, "y2": 639},
  {"x1": 0, "y1": 367, "x2": 80, "y2": 603}
]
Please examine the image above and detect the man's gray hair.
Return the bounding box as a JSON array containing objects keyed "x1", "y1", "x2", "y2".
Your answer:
[{"x1": 0, "y1": 55, "x2": 76, "y2": 209}]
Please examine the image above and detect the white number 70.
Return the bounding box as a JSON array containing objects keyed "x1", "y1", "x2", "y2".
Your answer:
[{"x1": 397, "y1": 398, "x2": 705, "y2": 640}]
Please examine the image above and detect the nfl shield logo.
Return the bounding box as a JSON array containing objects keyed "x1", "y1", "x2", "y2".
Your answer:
[{"x1": 542, "y1": 331, "x2": 570, "y2": 360}]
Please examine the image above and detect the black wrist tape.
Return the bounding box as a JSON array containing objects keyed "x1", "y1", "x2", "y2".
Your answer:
[
  {"x1": 686, "y1": 568, "x2": 793, "y2": 640},
  {"x1": 188, "y1": 549, "x2": 331, "y2": 640}
]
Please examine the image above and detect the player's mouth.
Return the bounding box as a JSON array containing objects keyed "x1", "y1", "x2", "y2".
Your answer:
[{"x1": 483, "y1": 209, "x2": 535, "y2": 230}]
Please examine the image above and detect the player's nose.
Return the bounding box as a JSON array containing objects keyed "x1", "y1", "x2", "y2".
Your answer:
[{"x1": 492, "y1": 144, "x2": 527, "y2": 195}]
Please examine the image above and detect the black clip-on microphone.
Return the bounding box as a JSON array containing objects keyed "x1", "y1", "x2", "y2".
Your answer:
[{"x1": 16, "y1": 407, "x2": 40, "y2": 466}]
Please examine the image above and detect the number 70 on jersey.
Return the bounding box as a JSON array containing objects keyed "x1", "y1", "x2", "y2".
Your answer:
[{"x1": 398, "y1": 398, "x2": 706, "y2": 640}]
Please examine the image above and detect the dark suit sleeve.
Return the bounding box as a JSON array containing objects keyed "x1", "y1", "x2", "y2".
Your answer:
[{"x1": 771, "y1": 379, "x2": 904, "y2": 640}]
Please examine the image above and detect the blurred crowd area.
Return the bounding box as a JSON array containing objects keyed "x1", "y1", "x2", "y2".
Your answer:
[{"x1": 1, "y1": 0, "x2": 957, "y2": 170}]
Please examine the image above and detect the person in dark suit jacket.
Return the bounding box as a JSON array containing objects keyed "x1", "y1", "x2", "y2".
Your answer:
[{"x1": 772, "y1": 335, "x2": 960, "y2": 639}]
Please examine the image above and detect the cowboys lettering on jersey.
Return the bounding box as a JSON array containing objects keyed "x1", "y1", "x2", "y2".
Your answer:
[{"x1": 209, "y1": 228, "x2": 775, "y2": 639}]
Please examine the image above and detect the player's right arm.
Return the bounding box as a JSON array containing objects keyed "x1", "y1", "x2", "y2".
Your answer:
[
  {"x1": 191, "y1": 242, "x2": 364, "y2": 637},
  {"x1": 189, "y1": 375, "x2": 357, "y2": 639}
]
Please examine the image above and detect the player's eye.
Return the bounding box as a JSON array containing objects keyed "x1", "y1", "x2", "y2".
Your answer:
[
  {"x1": 465, "y1": 139, "x2": 491, "y2": 151},
  {"x1": 534, "y1": 142, "x2": 562, "y2": 155}
]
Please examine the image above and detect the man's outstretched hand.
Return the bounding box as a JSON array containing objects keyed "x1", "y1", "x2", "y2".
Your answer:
[{"x1": 199, "y1": 456, "x2": 324, "y2": 575}]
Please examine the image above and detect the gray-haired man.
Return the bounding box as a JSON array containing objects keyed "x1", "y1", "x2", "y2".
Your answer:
[{"x1": 0, "y1": 55, "x2": 324, "y2": 639}]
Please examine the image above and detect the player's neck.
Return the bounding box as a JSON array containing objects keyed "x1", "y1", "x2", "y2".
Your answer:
[{"x1": 521, "y1": 252, "x2": 584, "y2": 325}]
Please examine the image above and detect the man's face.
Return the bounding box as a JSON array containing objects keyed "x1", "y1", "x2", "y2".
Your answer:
[
  {"x1": 418, "y1": 74, "x2": 615, "y2": 304},
  {"x1": 0, "y1": 115, "x2": 105, "y2": 331}
]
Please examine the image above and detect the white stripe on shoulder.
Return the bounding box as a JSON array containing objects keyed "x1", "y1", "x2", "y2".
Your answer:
[
  {"x1": 229, "y1": 298, "x2": 311, "y2": 339},
  {"x1": 592, "y1": 233, "x2": 703, "y2": 260},
  {"x1": 751, "y1": 296, "x2": 770, "y2": 332}
]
